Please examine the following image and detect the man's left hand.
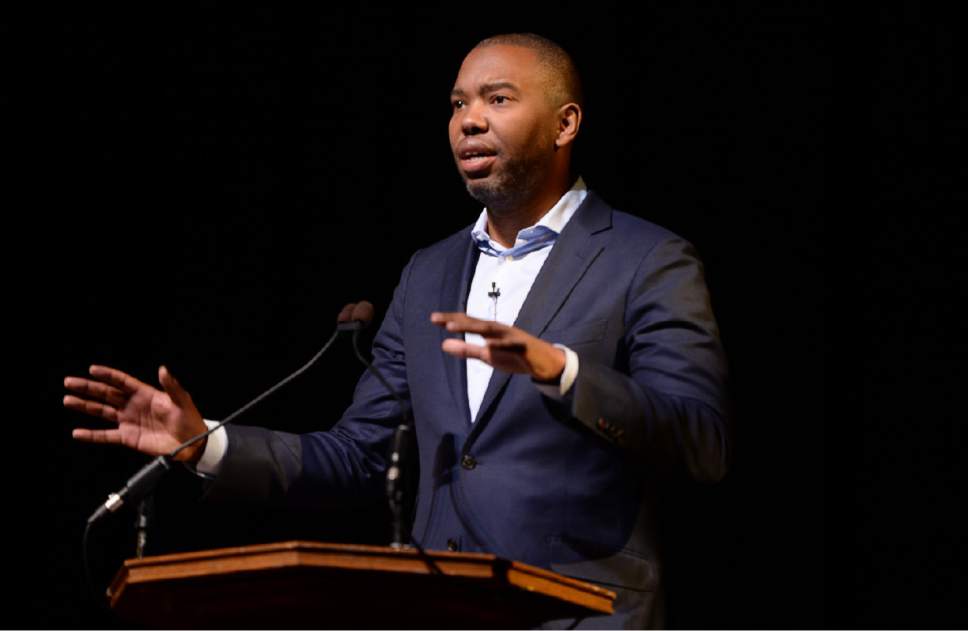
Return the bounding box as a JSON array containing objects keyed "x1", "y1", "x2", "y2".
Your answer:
[{"x1": 430, "y1": 312, "x2": 565, "y2": 383}]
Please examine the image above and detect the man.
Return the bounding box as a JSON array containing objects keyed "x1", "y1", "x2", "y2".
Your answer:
[{"x1": 64, "y1": 33, "x2": 730, "y2": 628}]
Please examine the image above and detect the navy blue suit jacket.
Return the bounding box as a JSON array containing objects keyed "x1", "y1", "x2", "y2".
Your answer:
[{"x1": 208, "y1": 191, "x2": 731, "y2": 628}]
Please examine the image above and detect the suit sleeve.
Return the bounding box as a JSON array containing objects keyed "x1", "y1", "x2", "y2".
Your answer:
[
  {"x1": 569, "y1": 237, "x2": 732, "y2": 482},
  {"x1": 202, "y1": 254, "x2": 416, "y2": 506}
]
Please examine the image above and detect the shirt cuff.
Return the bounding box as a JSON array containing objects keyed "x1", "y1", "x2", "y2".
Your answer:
[
  {"x1": 533, "y1": 344, "x2": 579, "y2": 399},
  {"x1": 192, "y1": 419, "x2": 228, "y2": 478}
]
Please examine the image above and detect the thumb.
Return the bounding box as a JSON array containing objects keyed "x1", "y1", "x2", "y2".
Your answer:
[{"x1": 158, "y1": 365, "x2": 192, "y2": 407}]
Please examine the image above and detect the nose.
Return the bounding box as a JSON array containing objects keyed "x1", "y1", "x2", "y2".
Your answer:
[{"x1": 459, "y1": 100, "x2": 487, "y2": 136}]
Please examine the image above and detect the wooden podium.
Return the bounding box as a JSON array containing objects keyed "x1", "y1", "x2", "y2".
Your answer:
[{"x1": 107, "y1": 541, "x2": 616, "y2": 628}]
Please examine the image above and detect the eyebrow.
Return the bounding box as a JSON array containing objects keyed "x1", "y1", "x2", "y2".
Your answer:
[{"x1": 450, "y1": 81, "x2": 520, "y2": 98}]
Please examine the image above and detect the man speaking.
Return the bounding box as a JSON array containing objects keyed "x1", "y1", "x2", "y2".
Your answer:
[{"x1": 64, "y1": 33, "x2": 731, "y2": 628}]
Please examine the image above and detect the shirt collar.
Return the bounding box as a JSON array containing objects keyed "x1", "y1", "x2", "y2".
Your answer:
[{"x1": 470, "y1": 177, "x2": 588, "y2": 254}]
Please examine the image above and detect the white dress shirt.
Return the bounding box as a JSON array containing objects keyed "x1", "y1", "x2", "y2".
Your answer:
[
  {"x1": 195, "y1": 178, "x2": 587, "y2": 474},
  {"x1": 464, "y1": 178, "x2": 586, "y2": 421}
]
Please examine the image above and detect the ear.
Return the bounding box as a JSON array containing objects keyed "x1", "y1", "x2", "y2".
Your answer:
[{"x1": 554, "y1": 102, "x2": 582, "y2": 149}]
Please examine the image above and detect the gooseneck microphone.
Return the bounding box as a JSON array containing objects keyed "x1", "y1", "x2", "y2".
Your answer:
[
  {"x1": 342, "y1": 305, "x2": 441, "y2": 576},
  {"x1": 86, "y1": 304, "x2": 370, "y2": 526},
  {"x1": 340, "y1": 302, "x2": 413, "y2": 550},
  {"x1": 81, "y1": 303, "x2": 377, "y2": 613}
]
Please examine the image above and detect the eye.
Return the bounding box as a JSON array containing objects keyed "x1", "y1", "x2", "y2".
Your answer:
[
  {"x1": 452, "y1": 99, "x2": 465, "y2": 110},
  {"x1": 491, "y1": 95, "x2": 510, "y2": 105}
]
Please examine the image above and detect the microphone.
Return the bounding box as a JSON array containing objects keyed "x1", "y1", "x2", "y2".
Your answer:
[
  {"x1": 341, "y1": 301, "x2": 414, "y2": 549},
  {"x1": 385, "y1": 422, "x2": 413, "y2": 548},
  {"x1": 86, "y1": 303, "x2": 372, "y2": 525},
  {"x1": 135, "y1": 496, "x2": 153, "y2": 558},
  {"x1": 342, "y1": 304, "x2": 441, "y2": 576},
  {"x1": 87, "y1": 454, "x2": 171, "y2": 525}
]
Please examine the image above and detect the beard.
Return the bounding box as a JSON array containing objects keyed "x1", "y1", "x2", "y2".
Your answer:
[{"x1": 463, "y1": 149, "x2": 551, "y2": 215}]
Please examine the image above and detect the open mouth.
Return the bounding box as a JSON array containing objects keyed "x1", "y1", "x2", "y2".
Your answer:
[{"x1": 458, "y1": 147, "x2": 498, "y2": 176}]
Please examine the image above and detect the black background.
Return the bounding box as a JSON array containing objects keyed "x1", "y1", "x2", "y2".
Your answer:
[{"x1": 12, "y1": 2, "x2": 963, "y2": 628}]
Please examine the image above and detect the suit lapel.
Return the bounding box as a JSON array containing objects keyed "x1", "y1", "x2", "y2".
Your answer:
[
  {"x1": 469, "y1": 192, "x2": 613, "y2": 429},
  {"x1": 439, "y1": 228, "x2": 480, "y2": 425}
]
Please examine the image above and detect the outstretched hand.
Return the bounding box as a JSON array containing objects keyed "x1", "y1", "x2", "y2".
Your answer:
[
  {"x1": 64, "y1": 365, "x2": 208, "y2": 463},
  {"x1": 430, "y1": 312, "x2": 565, "y2": 383}
]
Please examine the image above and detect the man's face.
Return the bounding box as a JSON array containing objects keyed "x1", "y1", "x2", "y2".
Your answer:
[{"x1": 449, "y1": 45, "x2": 559, "y2": 211}]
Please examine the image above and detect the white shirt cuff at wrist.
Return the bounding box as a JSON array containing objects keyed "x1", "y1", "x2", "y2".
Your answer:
[
  {"x1": 533, "y1": 344, "x2": 580, "y2": 400},
  {"x1": 194, "y1": 419, "x2": 228, "y2": 477}
]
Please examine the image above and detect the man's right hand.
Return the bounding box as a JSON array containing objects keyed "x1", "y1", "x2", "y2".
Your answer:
[{"x1": 64, "y1": 365, "x2": 209, "y2": 463}]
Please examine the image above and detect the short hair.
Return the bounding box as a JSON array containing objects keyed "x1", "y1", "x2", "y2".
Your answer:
[{"x1": 473, "y1": 33, "x2": 584, "y2": 109}]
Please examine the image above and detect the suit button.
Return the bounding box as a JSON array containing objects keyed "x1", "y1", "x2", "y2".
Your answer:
[
  {"x1": 447, "y1": 538, "x2": 459, "y2": 552},
  {"x1": 461, "y1": 454, "x2": 477, "y2": 470}
]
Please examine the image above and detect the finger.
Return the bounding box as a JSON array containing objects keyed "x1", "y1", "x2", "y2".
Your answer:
[
  {"x1": 432, "y1": 312, "x2": 505, "y2": 337},
  {"x1": 158, "y1": 365, "x2": 192, "y2": 408},
  {"x1": 454, "y1": 319, "x2": 505, "y2": 337},
  {"x1": 72, "y1": 427, "x2": 124, "y2": 445},
  {"x1": 337, "y1": 303, "x2": 356, "y2": 323},
  {"x1": 351, "y1": 301, "x2": 374, "y2": 324},
  {"x1": 64, "y1": 376, "x2": 127, "y2": 407},
  {"x1": 431, "y1": 312, "x2": 478, "y2": 326},
  {"x1": 63, "y1": 395, "x2": 120, "y2": 423},
  {"x1": 441, "y1": 338, "x2": 488, "y2": 361},
  {"x1": 88, "y1": 365, "x2": 148, "y2": 394},
  {"x1": 430, "y1": 311, "x2": 457, "y2": 324}
]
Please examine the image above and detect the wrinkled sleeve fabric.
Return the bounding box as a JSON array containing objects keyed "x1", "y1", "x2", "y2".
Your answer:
[
  {"x1": 569, "y1": 237, "x2": 731, "y2": 482},
  {"x1": 202, "y1": 254, "x2": 416, "y2": 506}
]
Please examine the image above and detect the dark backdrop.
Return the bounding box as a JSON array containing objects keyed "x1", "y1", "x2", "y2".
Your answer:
[
  {"x1": 19, "y1": 3, "x2": 838, "y2": 627},
  {"x1": 860, "y1": 5, "x2": 968, "y2": 629}
]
